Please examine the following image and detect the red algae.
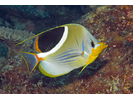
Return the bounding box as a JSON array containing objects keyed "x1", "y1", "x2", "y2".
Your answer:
[
  {"x1": 76, "y1": 5, "x2": 133, "y2": 94},
  {"x1": 1, "y1": 5, "x2": 133, "y2": 94}
]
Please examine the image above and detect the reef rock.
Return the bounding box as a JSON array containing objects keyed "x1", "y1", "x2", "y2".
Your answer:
[{"x1": 1, "y1": 5, "x2": 133, "y2": 94}]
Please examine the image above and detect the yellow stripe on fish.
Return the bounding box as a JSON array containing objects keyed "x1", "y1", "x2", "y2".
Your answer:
[{"x1": 17, "y1": 24, "x2": 108, "y2": 77}]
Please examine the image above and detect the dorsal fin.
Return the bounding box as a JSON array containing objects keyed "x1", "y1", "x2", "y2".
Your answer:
[
  {"x1": 15, "y1": 26, "x2": 61, "y2": 46},
  {"x1": 35, "y1": 27, "x2": 65, "y2": 52}
]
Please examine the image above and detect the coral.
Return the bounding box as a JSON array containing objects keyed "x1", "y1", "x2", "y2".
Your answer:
[
  {"x1": 0, "y1": 26, "x2": 35, "y2": 79},
  {"x1": 0, "y1": 26, "x2": 35, "y2": 51}
]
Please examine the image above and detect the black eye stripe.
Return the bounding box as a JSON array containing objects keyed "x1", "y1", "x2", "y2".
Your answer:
[{"x1": 91, "y1": 41, "x2": 95, "y2": 47}]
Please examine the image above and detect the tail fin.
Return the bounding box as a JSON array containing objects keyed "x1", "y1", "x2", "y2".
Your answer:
[{"x1": 21, "y1": 52, "x2": 39, "y2": 74}]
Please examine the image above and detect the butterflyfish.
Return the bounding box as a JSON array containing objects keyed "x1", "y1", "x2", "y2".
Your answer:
[{"x1": 17, "y1": 24, "x2": 108, "y2": 77}]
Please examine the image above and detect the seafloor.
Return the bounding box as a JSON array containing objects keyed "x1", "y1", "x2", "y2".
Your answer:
[{"x1": 0, "y1": 5, "x2": 133, "y2": 94}]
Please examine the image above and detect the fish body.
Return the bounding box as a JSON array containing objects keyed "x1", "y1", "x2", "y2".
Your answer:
[{"x1": 19, "y1": 24, "x2": 108, "y2": 77}]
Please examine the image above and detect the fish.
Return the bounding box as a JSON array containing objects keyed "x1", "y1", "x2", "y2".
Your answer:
[{"x1": 16, "y1": 24, "x2": 108, "y2": 77}]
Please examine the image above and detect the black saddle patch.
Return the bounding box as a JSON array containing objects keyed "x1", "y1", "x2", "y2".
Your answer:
[{"x1": 38, "y1": 27, "x2": 65, "y2": 52}]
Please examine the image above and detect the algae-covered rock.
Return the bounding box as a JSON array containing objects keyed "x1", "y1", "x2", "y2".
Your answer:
[{"x1": 0, "y1": 26, "x2": 35, "y2": 51}]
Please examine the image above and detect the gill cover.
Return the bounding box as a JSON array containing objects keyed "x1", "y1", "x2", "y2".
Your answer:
[{"x1": 78, "y1": 42, "x2": 108, "y2": 75}]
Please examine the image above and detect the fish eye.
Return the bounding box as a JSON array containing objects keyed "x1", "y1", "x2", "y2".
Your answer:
[{"x1": 91, "y1": 41, "x2": 95, "y2": 47}]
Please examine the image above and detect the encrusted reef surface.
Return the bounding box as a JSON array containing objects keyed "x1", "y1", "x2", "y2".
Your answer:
[
  {"x1": 0, "y1": 5, "x2": 133, "y2": 94},
  {"x1": 0, "y1": 26, "x2": 34, "y2": 50},
  {"x1": 0, "y1": 26, "x2": 35, "y2": 84}
]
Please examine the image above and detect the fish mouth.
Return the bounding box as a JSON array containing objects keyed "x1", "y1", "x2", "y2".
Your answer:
[
  {"x1": 103, "y1": 43, "x2": 108, "y2": 49},
  {"x1": 98, "y1": 42, "x2": 108, "y2": 49}
]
